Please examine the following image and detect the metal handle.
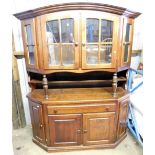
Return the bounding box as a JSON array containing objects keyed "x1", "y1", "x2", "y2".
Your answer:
[
  {"x1": 83, "y1": 129, "x2": 88, "y2": 133},
  {"x1": 37, "y1": 105, "x2": 40, "y2": 108},
  {"x1": 82, "y1": 43, "x2": 86, "y2": 47},
  {"x1": 123, "y1": 42, "x2": 130, "y2": 45},
  {"x1": 74, "y1": 42, "x2": 78, "y2": 47},
  {"x1": 40, "y1": 124, "x2": 43, "y2": 128},
  {"x1": 77, "y1": 129, "x2": 81, "y2": 134}
]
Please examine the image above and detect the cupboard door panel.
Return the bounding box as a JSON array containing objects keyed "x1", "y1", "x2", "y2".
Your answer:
[
  {"x1": 48, "y1": 114, "x2": 82, "y2": 146},
  {"x1": 41, "y1": 11, "x2": 79, "y2": 69},
  {"x1": 83, "y1": 112, "x2": 116, "y2": 145},
  {"x1": 22, "y1": 19, "x2": 38, "y2": 69},
  {"x1": 118, "y1": 99, "x2": 129, "y2": 138},
  {"x1": 81, "y1": 11, "x2": 119, "y2": 69},
  {"x1": 29, "y1": 101, "x2": 45, "y2": 143},
  {"x1": 121, "y1": 18, "x2": 134, "y2": 67}
]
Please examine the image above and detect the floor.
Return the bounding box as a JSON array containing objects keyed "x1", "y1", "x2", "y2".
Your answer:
[{"x1": 12, "y1": 126, "x2": 143, "y2": 155}]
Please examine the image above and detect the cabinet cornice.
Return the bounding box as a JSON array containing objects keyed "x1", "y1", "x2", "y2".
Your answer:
[{"x1": 14, "y1": 2, "x2": 141, "y2": 20}]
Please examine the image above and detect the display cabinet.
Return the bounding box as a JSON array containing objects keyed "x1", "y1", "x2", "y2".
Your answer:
[{"x1": 14, "y1": 2, "x2": 141, "y2": 152}]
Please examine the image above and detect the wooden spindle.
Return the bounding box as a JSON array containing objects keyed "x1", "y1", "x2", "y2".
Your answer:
[
  {"x1": 112, "y1": 72, "x2": 117, "y2": 97},
  {"x1": 42, "y1": 75, "x2": 48, "y2": 99}
]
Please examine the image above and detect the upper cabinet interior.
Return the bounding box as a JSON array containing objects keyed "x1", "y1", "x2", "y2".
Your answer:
[{"x1": 14, "y1": 3, "x2": 141, "y2": 74}]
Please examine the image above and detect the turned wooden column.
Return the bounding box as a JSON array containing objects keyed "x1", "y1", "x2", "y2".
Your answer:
[
  {"x1": 42, "y1": 75, "x2": 48, "y2": 99},
  {"x1": 112, "y1": 72, "x2": 117, "y2": 97}
]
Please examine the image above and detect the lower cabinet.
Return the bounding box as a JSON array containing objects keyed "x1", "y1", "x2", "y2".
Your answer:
[
  {"x1": 28, "y1": 99, "x2": 129, "y2": 151},
  {"x1": 47, "y1": 112, "x2": 116, "y2": 147},
  {"x1": 28, "y1": 100, "x2": 45, "y2": 144}
]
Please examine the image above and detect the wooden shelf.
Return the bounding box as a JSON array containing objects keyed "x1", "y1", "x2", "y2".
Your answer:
[{"x1": 29, "y1": 77, "x2": 127, "y2": 85}]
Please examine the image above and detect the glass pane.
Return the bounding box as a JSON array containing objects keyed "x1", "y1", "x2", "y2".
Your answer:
[
  {"x1": 61, "y1": 19, "x2": 74, "y2": 43},
  {"x1": 125, "y1": 24, "x2": 131, "y2": 42},
  {"x1": 86, "y1": 45, "x2": 98, "y2": 64},
  {"x1": 62, "y1": 45, "x2": 74, "y2": 65},
  {"x1": 46, "y1": 20, "x2": 60, "y2": 43},
  {"x1": 48, "y1": 45, "x2": 60, "y2": 66},
  {"x1": 100, "y1": 45, "x2": 112, "y2": 64},
  {"x1": 25, "y1": 25, "x2": 33, "y2": 45},
  {"x1": 124, "y1": 44, "x2": 129, "y2": 62},
  {"x1": 86, "y1": 19, "x2": 99, "y2": 43},
  {"x1": 28, "y1": 45, "x2": 34, "y2": 64},
  {"x1": 101, "y1": 20, "x2": 113, "y2": 42}
]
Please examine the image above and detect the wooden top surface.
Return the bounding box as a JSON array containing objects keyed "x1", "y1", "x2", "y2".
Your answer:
[
  {"x1": 27, "y1": 87, "x2": 129, "y2": 104},
  {"x1": 14, "y1": 2, "x2": 141, "y2": 20}
]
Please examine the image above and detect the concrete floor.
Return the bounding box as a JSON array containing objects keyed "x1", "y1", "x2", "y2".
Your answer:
[{"x1": 12, "y1": 126, "x2": 142, "y2": 155}]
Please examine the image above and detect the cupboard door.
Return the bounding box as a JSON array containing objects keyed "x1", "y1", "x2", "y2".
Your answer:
[
  {"x1": 48, "y1": 114, "x2": 82, "y2": 146},
  {"x1": 81, "y1": 11, "x2": 119, "y2": 69},
  {"x1": 22, "y1": 19, "x2": 38, "y2": 69},
  {"x1": 29, "y1": 101, "x2": 45, "y2": 143},
  {"x1": 121, "y1": 18, "x2": 134, "y2": 67},
  {"x1": 41, "y1": 11, "x2": 79, "y2": 69},
  {"x1": 118, "y1": 99, "x2": 129, "y2": 138},
  {"x1": 83, "y1": 112, "x2": 116, "y2": 145}
]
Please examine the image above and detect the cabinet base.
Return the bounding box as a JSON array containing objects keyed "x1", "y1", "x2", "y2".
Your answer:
[{"x1": 32, "y1": 134, "x2": 127, "y2": 152}]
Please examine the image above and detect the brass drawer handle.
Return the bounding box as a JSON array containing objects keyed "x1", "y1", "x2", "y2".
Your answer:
[
  {"x1": 40, "y1": 124, "x2": 43, "y2": 128},
  {"x1": 83, "y1": 130, "x2": 88, "y2": 133}
]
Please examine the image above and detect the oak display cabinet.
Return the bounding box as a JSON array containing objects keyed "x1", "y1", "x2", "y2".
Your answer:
[{"x1": 14, "y1": 2, "x2": 141, "y2": 152}]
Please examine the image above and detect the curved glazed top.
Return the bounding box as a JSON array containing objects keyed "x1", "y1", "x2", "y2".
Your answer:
[{"x1": 14, "y1": 2, "x2": 141, "y2": 20}]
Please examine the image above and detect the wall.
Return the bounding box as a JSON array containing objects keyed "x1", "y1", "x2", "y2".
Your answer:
[{"x1": 12, "y1": 0, "x2": 144, "y2": 125}]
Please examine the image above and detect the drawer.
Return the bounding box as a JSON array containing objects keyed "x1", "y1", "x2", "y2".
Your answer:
[{"x1": 47, "y1": 103, "x2": 116, "y2": 114}]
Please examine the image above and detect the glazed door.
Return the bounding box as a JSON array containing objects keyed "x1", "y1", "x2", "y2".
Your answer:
[
  {"x1": 29, "y1": 101, "x2": 45, "y2": 144},
  {"x1": 48, "y1": 114, "x2": 82, "y2": 146},
  {"x1": 22, "y1": 19, "x2": 38, "y2": 69},
  {"x1": 81, "y1": 11, "x2": 119, "y2": 69},
  {"x1": 118, "y1": 99, "x2": 129, "y2": 138},
  {"x1": 83, "y1": 112, "x2": 116, "y2": 145},
  {"x1": 41, "y1": 11, "x2": 79, "y2": 70},
  {"x1": 121, "y1": 18, "x2": 134, "y2": 67}
]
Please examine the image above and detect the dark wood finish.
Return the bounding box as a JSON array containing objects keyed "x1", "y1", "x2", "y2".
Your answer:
[
  {"x1": 48, "y1": 114, "x2": 82, "y2": 146},
  {"x1": 117, "y1": 98, "x2": 129, "y2": 139},
  {"x1": 28, "y1": 100, "x2": 45, "y2": 144},
  {"x1": 14, "y1": 2, "x2": 141, "y2": 20},
  {"x1": 83, "y1": 112, "x2": 116, "y2": 145},
  {"x1": 27, "y1": 87, "x2": 129, "y2": 152},
  {"x1": 42, "y1": 75, "x2": 48, "y2": 99},
  {"x1": 112, "y1": 72, "x2": 118, "y2": 97},
  {"x1": 14, "y1": 2, "x2": 138, "y2": 152}
]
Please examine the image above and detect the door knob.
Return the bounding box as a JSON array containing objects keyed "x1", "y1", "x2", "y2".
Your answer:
[
  {"x1": 74, "y1": 42, "x2": 78, "y2": 47},
  {"x1": 83, "y1": 129, "x2": 88, "y2": 133},
  {"x1": 77, "y1": 129, "x2": 81, "y2": 134},
  {"x1": 82, "y1": 43, "x2": 86, "y2": 47}
]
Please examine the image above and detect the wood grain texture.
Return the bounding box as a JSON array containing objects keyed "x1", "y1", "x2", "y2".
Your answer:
[{"x1": 14, "y1": 2, "x2": 141, "y2": 20}]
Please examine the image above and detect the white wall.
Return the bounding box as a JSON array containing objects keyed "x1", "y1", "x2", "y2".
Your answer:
[{"x1": 12, "y1": 0, "x2": 144, "y2": 125}]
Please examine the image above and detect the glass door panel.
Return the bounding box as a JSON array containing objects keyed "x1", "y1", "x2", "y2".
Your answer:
[
  {"x1": 25, "y1": 24, "x2": 35, "y2": 65},
  {"x1": 121, "y1": 18, "x2": 133, "y2": 66},
  {"x1": 46, "y1": 20, "x2": 61, "y2": 66},
  {"x1": 82, "y1": 11, "x2": 118, "y2": 69},
  {"x1": 42, "y1": 11, "x2": 79, "y2": 69},
  {"x1": 61, "y1": 18, "x2": 75, "y2": 66},
  {"x1": 86, "y1": 45, "x2": 98, "y2": 64},
  {"x1": 123, "y1": 23, "x2": 131, "y2": 62},
  {"x1": 62, "y1": 45, "x2": 75, "y2": 65}
]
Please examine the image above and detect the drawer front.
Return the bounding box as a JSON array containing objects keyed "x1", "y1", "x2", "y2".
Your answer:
[{"x1": 47, "y1": 103, "x2": 116, "y2": 114}]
